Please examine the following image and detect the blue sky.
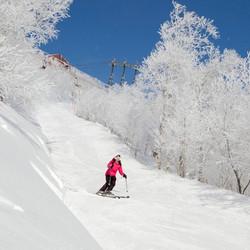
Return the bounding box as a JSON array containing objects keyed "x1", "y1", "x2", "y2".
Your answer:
[{"x1": 41, "y1": 0, "x2": 250, "y2": 84}]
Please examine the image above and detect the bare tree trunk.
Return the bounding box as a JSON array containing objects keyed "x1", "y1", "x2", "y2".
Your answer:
[
  {"x1": 179, "y1": 154, "x2": 185, "y2": 178},
  {"x1": 166, "y1": 151, "x2": 170, "y2": 172},
  {"x1": 157, "y1": 148, "x2": 162, "y2": 170},
  {"x1": 195, "y1": 85, "x2": 205, "y2": 182},
  {"x1": 222, "y1": 167, "x2": 233, "y2": 190},
  {"x1": 134, "y1": 148, "x2": 138, "y2": 158},
  {"x1": 197, "y1": 146, "x2": 204, "y2": 182},
  {"x1": 157, "y1": 89, "x2": 167, "y2": 170},
  {"x1": 226, "y1": 138, "x2": 242, "y2": 194},
  {"x1": 144, "y1": 135, "x2": 150, "y2": 155},
  {"x1": 243, "y1": 180, "x2": 250, "y2": 195},
  {"x1": 178, "y1": 118, "x2": 186, "y2": 178},
  {"x1": 157, "y1": 119, "x2": 163, "y2": 170}
]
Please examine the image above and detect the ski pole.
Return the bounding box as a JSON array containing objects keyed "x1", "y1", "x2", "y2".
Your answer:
[{"x1": 125, "y1": 178, "x2": 128, "y2": 193}]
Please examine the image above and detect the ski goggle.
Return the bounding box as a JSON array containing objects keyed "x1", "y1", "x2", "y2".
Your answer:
[{"x1": 115, "y1": 155, "x2": 121, "y2": 158}]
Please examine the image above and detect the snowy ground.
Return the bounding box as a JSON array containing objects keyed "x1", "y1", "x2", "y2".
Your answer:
[
  {"x1": 37, "y1": 101, "x2": 250, "y2": 250},
  {"x1": 0, "y1": 102, "x2": 101, "y2": 250}
]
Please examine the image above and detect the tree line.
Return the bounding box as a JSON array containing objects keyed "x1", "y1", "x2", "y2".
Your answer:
[{"x1": 76, "y1": 2, "x2": 250, "y2": 196}]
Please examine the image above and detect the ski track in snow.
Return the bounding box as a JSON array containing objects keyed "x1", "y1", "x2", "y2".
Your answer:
[
  {"x1": 0, "y1": 194, "x2": 24, "y2": 212},
  {"x1": 37, "y1": 102, "x2": 250, "y2": 250}
]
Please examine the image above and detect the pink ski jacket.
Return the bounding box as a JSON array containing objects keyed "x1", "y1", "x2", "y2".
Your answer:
[{"x1": 105, "y1": 159, "x2": 124, "y2": 177}]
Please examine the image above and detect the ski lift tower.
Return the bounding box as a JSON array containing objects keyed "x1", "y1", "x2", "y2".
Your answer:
[
  {"x1": 107, "y1": 59, "x2": 140, "y2": 86},
  {"x1": 107, "y1": 58, "x2": 116, "y2": 86},
  {"x1": 132, "y1": 61, "x2": 139, "y2": 84}
]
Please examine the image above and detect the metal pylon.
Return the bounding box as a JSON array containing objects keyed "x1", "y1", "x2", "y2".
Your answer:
[
  {"x1": 120, "y1": 60, "x2": 127, "y2": 86},
  {"x1": 132, "y1": 61, "x2": 139, "y2": 84},
  {"x1": 107, "y1": 58, "x2": 116, "y2": 86}
]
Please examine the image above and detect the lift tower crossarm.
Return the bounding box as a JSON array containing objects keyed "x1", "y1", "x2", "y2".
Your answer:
[{"x1": 106, "y1": 59, "x2": 140, "y2": 86}]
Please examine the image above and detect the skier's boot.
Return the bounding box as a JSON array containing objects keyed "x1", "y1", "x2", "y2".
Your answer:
[
  {"x1": 96, "y1": 190, "x2": 104, "y2": 195},
  {"x1": 105, "y1": 191, "x2": 114, "y2": 196}
]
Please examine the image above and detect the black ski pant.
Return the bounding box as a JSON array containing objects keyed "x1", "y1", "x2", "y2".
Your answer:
[{"x1": 99, "y1": 175, "x2": 116, "y2": 192}]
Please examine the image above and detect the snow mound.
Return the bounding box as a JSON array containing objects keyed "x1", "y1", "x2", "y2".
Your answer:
[{"x1": 0, "y1": 102, "x2": 101, "y2": 250}]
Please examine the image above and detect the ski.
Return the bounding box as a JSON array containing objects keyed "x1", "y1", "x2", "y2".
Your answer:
[
  {"x1": 96, "y1": 192, "x2": 129, "y2": 199},
  {"x1": 115, "y1": 195, "x2": 130, "y2": 199}
]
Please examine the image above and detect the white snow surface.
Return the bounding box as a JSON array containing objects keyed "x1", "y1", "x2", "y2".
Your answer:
[
  {"x1": 0, "y1": 102, "x2": 101, "y2": 250},
  {"x1": 37, "y1": 100, "x2": 250, "y2": 250}
]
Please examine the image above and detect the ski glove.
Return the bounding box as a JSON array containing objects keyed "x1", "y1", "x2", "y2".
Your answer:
[{"x1": 123, "y1": 174, "x2": 127, "y2": 179}]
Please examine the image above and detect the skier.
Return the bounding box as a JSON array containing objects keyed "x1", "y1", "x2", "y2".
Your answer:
[{"x1": 97, "y1": 154, "x2": 127, "y2": 195}]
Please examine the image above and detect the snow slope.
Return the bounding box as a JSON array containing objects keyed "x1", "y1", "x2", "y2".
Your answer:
[
  {"x1": 37, "y1": 100, "x2": 250, "y2": 250},
  {"x1": 0, "y1": 102, "x2": 101, "y2": 250}
]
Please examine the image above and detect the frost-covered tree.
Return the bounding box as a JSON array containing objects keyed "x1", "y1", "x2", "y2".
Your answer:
[
  {"x1": 204, "y1": 50, "x2": 250, "y2": 194},
  {"x1": 76, "y1": 83, "x2": 155, "y2": 158},
  {"x1": 0, "y1": 0, "x2": 72, "y2": 45},
  {"x1": 0, "y1": 0, "x2": 72, "y2": 112},
  {"x1": 136, "y1": 2, "x2": 250, "y2": 195},
  {"x1": 137, "y1": 1, "x2": 219, "y2": 174}
]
